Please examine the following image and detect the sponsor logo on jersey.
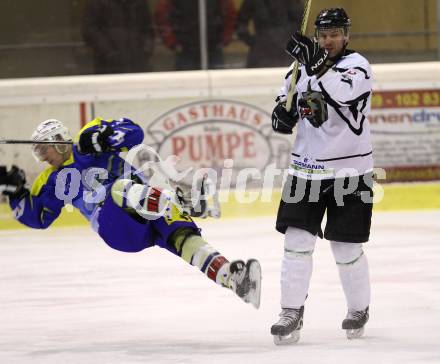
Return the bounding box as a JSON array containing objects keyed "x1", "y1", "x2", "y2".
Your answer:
[
  {"x1": 292, "y1": 158, "x2": 325, "y2": 171},
  {"x1": 13, "y1": 198, "x2": 26, "y2": 219},
  {"x1": 290, "y1": 155, "x2": 334, "y2": 179}
]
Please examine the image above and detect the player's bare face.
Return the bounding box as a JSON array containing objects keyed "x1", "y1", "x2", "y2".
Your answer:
[
  {"x1": 317, "y1": 28, "x2": 347, "y2": 58},
  {"x1": 34, "y1": 145, "x2": 69, "y2": 167}
]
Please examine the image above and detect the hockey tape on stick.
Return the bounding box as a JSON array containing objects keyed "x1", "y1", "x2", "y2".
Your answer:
[
  {"x1": 285, "y1": 0, "x2": 313, "y2": 112},
  {"x1": 0, "y1": 138, "x2": 73, "y2": 145}
]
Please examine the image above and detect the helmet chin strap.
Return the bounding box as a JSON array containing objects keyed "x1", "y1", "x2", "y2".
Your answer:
[
  {"x1": 340, "y1": 35, "x2": 350, "y2": 55},
  {"x1": 55, "y1": 144, "x2": 72, "y2": 163},
  {"x1": 331, "y1": 43, "x2": 348, "y2": 62}
]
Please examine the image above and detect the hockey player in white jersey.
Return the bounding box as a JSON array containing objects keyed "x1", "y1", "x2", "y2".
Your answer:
[{"x1": 270, "y1": 8, "x2": 373, "y2": 344}]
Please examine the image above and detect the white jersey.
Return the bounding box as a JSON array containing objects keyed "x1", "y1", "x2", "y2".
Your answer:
[{"x1": 278, "y1": 51, "x2": 374, "y2": 180}]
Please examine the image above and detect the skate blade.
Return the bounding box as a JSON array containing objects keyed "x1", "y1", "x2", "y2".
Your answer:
[
  {"x1": 346, "y1": 327, "x2": 365, "y2": 340},
  {"x1": 273, "y1": 330, "x2": 300, "y2": 345},
  {"x1": 245, "y1": 259, "x2": 262, "y2": 309}
]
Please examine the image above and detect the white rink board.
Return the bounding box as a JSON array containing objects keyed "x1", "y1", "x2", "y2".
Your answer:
[{"x1": 1, "y1": 211, "x2": 440, "y2": 364}]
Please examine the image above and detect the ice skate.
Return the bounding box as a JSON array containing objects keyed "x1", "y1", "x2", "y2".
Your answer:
[
  {"x1": 271, "y1": 306, "x2": 304, "y2": 345},
  {"x1": 342, "y1": 306, "x2": 369, "y2": 340},
  {"x1": 228, "y1": 259, "x2": 262, "y2": 309}
]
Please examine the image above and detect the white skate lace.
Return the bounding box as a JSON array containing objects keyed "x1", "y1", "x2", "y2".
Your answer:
[
  {"x1": 346, "y1": 309, "x2": 366, "y2": 320},
  {"x1": 230, "y1": 268, "x2": 246, "y2": 290},
  {"x1": 276, "y1": 308, "x2": 300, "y2": 326}
]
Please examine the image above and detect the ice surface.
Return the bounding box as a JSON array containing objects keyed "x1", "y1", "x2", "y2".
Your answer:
[{"x1": 1, "y1": 211, "x2": 439, "y2": 364}]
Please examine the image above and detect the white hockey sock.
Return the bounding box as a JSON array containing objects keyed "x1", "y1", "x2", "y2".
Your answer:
[
  {"x1": 331, "y1": 241, "x2": 370, "y2": 311},
  {"x1": 281, "y1": 227, "x2": 316, "y2": 308}
]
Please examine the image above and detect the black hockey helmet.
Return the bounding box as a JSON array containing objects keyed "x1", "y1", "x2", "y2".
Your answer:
[{"x1": 315, "y1": 8, "x2": 351, "y2": 30}]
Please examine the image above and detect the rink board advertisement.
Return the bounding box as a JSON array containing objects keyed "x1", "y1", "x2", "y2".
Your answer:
[
  {"x1": 140, "y1": 99, "x2": 291, "y2": 187},
  {"x1": 369, "y1": 89, "x2": 440, "y2": 181},
  {"x1": 82, "y1": 90, "x2": 440, "y2": 183}
]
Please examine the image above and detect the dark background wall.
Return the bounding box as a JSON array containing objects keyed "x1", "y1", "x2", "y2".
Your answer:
[{"x1": 0, "y1": 0, "x2": 437, "y2": 78}]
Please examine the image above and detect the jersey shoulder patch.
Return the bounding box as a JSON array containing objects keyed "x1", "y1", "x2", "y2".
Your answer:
[{"x1": 333, "y1": 53, "x2": 372, "y2": 80}]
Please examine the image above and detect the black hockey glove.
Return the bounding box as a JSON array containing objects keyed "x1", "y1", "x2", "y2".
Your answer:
[
  {"x1": 77, "y1": 124, "x2": 114, "y2": 155},
  {"x1": 0, "y1": 165, "x2": 29, "y2": 199},
  {"x1": 286, "y1": 32, "x2": 333, "y2": 77},
  {"x1": 298, "y1": 87, "x2": 329, "y2": 128},
  {"x1": 272, "y1": 101, "x2": 299, "y2": 134}
]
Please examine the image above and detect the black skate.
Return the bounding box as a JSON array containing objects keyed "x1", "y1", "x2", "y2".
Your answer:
[
  {"x1": 229, "y1": 259, "x2": 261, "y2": 309},
  {"x1": 342, "y1": 306, "x2": 369, "y2": 340},
  {"x1": 271, "y1": 306, "x2": 304, "y2": 345}
]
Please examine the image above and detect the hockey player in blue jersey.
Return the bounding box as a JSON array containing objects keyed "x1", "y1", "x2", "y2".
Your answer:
[{"x1": 0, "y1": 118, "x2": 261, "y2": 309}]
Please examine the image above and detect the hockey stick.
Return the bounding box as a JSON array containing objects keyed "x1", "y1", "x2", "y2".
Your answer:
[
  {"x1": 285, "y1": 0, "x2": 313, "y2": 112},
  {"x1": 0, "y1": 139, "x2": 73, "y2": 145}
]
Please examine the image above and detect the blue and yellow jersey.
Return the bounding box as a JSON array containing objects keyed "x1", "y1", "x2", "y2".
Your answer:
[{"x1": 9, "y1": 117, "x2": 144, "y2": 229}]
